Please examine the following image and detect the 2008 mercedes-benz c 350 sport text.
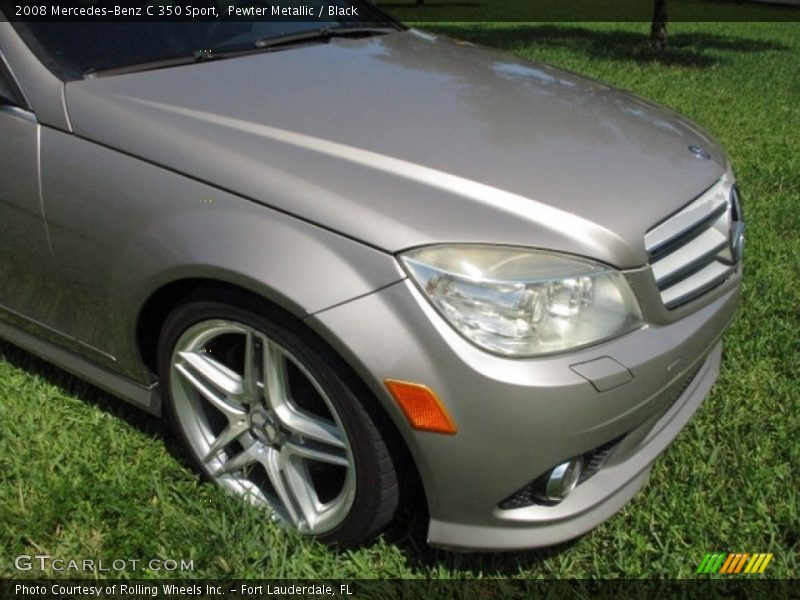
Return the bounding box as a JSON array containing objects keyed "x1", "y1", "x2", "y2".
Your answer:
[{"x1": 0, "y1": 2, "x2": 743, "y2": 550}]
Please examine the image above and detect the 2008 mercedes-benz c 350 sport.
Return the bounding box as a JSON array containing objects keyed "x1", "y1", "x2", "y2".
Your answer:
[{"x1": 0, "y1": 2, "x2": 743, "y2": 550}]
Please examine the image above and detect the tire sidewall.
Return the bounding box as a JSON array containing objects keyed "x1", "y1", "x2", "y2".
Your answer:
[{"x1": 156, "y1": 300, "x2": 396, "y2": 546}]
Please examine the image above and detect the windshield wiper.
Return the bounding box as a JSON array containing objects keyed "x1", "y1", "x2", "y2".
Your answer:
[
  {"x1": 83, "y1": 27, "x2": 396, "y2": 78},
  {"x1": 84, "y1": 49, "x2": 226, "y2": 78},
  {"x1": 254, "y1": 27, "x2": 395, "y2": 50}
]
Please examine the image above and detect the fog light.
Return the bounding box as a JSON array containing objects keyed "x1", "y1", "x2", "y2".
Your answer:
[{"x1": 540, "y1": 458, "x2": 583, "y2": 502}]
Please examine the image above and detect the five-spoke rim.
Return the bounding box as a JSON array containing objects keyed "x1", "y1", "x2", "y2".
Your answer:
[{"x1": 169, "y1": 319, "x2": 355, "y2": 535}]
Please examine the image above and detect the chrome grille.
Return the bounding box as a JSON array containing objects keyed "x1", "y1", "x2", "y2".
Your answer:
[{"x1": 645, "y1": 175, "x2": 742, "y2": 309}]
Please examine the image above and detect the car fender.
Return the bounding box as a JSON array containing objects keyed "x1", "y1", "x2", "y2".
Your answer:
[{"x1": 39, "y1": 127, "x2": 404, "y2": 381}]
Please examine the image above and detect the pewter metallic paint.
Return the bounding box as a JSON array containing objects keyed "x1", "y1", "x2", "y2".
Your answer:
[
  {"x1": 64, "y1": 31, "x2": 727, "y2": 266},
  {"x1": 0, "y1": 22, "x2": 741, "y2": 550}
]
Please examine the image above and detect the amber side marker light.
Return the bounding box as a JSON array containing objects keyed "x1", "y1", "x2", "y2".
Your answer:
[{"x1": 384, "y1": 379, "x2": 458, "y2": 435}]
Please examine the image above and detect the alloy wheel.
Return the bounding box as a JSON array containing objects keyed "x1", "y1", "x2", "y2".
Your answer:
[{"x1": 169, "y1": 319, "x2": 356, "y2": 535}]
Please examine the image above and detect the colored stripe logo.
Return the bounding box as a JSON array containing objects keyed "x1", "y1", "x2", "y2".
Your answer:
[{"x1": 696, "y1": 552, "x2": 773, "y2": 574}]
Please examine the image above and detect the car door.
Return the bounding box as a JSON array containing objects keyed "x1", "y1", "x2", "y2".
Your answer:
[{"x1": 0, "y1": 52, "x2": 57, "y2": 329}]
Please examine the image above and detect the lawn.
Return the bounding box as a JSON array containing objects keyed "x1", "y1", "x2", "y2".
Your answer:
[{"x1": 1, "y1": 20, "x2": 798, "y2": 580}]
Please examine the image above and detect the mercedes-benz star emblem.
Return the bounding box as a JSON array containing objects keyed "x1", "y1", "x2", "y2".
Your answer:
[{"x1": 689, "y1": 145, "x2": 711, "y2": 160}]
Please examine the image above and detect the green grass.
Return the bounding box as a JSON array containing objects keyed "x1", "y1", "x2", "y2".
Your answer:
[{"x1": 1, "y1": 21, "x2": 799, "y2": 579}]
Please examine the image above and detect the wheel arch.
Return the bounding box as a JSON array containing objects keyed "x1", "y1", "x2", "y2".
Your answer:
[
  {"x1": 136, "y1": 276, "x2": 303, "y2": 375},
  {"x1": 136, "y1": 277, "x2": 428, "y2": 520}
]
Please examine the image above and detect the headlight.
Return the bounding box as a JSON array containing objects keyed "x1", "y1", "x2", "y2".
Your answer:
[{"x1": 400, "y1": 245, "x2": 643, "y2": 357}]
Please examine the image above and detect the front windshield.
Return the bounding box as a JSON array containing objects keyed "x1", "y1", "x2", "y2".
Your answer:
[{"x1": 8, "y1": 1, "x2": 398, "y2": 77}]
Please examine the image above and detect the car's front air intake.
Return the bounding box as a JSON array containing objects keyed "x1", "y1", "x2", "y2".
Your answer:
[{"x1": 644, "y1": 175, "x2": 743, "y2": 309}]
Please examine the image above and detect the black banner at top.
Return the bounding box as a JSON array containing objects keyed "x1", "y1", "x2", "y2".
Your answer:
[{"x1": 1, "y1": 0, "x2": 799, "y2": 22}]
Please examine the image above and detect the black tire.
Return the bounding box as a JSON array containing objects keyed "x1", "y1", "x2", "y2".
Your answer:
[{"x1": 157, "y1": 300, "x2": 399, "y2": 547}]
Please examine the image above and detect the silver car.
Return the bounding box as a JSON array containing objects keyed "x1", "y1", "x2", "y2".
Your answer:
[{"x1": 0, "y1": 5, "x2": 743, "y2": 551}]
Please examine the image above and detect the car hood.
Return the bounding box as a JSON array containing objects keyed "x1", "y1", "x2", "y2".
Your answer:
[{"x1": 65, "y1": 29, "x2": 727, "y2": 268}]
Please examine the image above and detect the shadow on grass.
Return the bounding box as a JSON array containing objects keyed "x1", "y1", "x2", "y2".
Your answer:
[
  {"x1": 0, "y1": 338, "x2": 575, "y2": 573},
  {"x1": 0, "y1": 339, "x2": 192, "y2": 466},
  {"x1": 425, "y1": 24, "x2": 790, "y2": 68},
  {"x1": 382, "y1": 513, "x2": 580, "y2": 575},
  {"x1": 382, "y1": 505, "x2": 582, "y2": 575}
]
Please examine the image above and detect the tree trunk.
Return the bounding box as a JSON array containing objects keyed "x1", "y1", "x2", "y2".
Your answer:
[{"x1": 650, "y1": 0, "x2": 668, "y2": 48}]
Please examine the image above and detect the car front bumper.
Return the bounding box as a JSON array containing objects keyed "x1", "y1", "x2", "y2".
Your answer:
[{"x1": 307, "y1": 269, "x2": 740, "y2": 551}]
